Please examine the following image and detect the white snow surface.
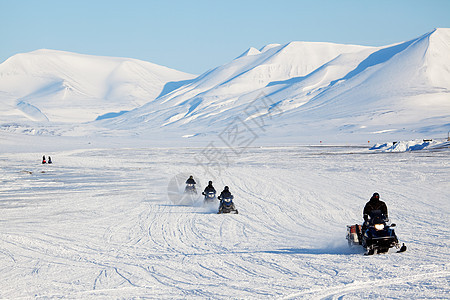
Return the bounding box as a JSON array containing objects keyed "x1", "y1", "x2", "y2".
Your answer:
[
  {"x1": 0, "y1": 30, "x2": 450, "y2": 298},
  {"x1": 0, "y1": 146, "x2": 449, "y2": 298}
]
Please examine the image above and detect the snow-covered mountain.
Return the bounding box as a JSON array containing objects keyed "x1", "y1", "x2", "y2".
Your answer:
[
  {"x1": 0, "y1": 49, "x2": 196, "y2": 123},
  {"x1": 0, "y1": 29, "x2": 449, "y2": 143},
  {"x1": 103, "y1": 28, "x2": 450, "y2": 142},
  {"x1": 102, "y1": 41, "x2": 371, "y2": 131}
]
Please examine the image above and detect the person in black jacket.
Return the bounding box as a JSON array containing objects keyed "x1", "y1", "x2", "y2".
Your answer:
[
  {"x1": 218, "y1": 186, "x2": 233, "y2": 201},
  {"x1": 218, "y1": 186, "x2": 238, "y2": 213},
  {"x1": 186, "y1": 175, "x2": 196, "y2": 185},
  {"x1": 202, "y1": 181, "x2": 216, "y2": 195},
  {"x1": 363, "y1": 192, "x2": 388, "y2": 222}
]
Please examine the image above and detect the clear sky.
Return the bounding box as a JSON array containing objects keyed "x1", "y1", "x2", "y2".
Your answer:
[{"x1": 1, "y1": 0, "x2": 449, "y2": 74}]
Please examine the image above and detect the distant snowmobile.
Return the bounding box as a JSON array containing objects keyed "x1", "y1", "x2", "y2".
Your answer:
[
  {"x1": 346, "y1": 210, "x2": 406, "y2": 255},
  {"x1": 184, "y1": 176, "x2": 197, "y2": 194}
]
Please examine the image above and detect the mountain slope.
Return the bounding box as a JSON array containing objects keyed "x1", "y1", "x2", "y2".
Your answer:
[
  {"x1": 0, "y1": 49, "x2": 196, "y2": 123},
  {"x1": 1, "y1": 29, "x2": 449, "y2": 143},
  {"x1": 273, "y1": 28, "x2": 450, "y2": 132},
  {"x1": 104, "y1": 28, "x2": 450, "y2": 142},
  {"x1": 103, "y1": 42, "x2": 370, "y2": 130}
]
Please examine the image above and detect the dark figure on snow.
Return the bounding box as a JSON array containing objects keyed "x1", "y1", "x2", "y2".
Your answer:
[
  {"x1": 218, "y1": 186, "x2": 233, "y2": 201},
  {"x1": 48, "y1": 156, "x2": 52, "y2": 164},
  {"x1": 42, "y1": 155, "x2": 46, "y2": 164},
  {"x1": 202, "y1": 181, "x2": 216, "y2": 195},
  {"x1": 363, "y1": 192, "x2": 388, "y2": 222},
  {"x1": 186, "y1": 175, "x2": 196, "y2": 185},
  {"x1": 361, "y1": 192, "x2": 389, "y2": 236},
  {"x1": 184, "y1": 175, "x2": 197, "y2": 194},
  {"x1": 218, "y1": 186, "x2": 236, "y2": 213}
]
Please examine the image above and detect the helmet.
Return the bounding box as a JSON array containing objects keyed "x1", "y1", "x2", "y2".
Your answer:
[
  {"x1": 224, "y1": 186, "x2": 229, "y2": 191},
  {"x1": 208, "y1": 181, "x2": 212, "y2": 185},
  {"x1": 372, "y1": 192, "x2": 380, "y2": 200}
]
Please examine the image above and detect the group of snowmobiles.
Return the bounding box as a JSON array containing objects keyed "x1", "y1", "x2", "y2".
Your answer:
[
  {"x1": 184, "y1": 176, "x2": 238, "y2": 214},
  {"x1": 186, "y1": 176, "x2": 404, "y2": 255}
]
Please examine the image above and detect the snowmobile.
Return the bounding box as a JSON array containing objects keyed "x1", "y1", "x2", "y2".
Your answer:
[
  {"x1": 218, "y1": 196, "x2": 238, "y2": 214},
  {"x1": 202, "y1": 191, "x2": 217, "y2": 203},
  {"x1": 346, "y1": 210, "x2": 406, "y2": 255},
  {"x1": 184, "y1": 183, "x2": 197, "y2": 194}
]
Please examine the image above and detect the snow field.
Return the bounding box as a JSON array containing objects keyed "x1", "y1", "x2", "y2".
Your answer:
[{"x1": 0, "y1": 146, "x2": 449, "y2": 298}]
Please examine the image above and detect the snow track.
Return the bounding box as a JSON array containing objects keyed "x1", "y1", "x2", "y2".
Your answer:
[{"x1": 0, "y1": 147, "x2": 448, "y2": 298}]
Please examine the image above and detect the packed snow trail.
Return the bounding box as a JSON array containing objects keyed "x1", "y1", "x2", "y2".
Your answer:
[{"x1": 0, "y1": 147, "x2": 449, "y2": 298}]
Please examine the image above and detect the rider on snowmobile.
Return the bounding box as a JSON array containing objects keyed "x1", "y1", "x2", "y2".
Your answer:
[
  {"x1": 363, "y1": 192, "x2": 388, "y2": 222},
  {"x1": 362, "y1": 192, "x2": 388, "y2": 233},
  {"x1": 202, "y1": 181, "x2": 216, "y2": 195},
  {"x1": 184, "y1": 175, "x2": 197, "y2": 194},
  {"x1": 218, "y1": 186, "x2": 233, "y2": 201},
  {"x1": 186, "y1": 175, "x2": 196, "y2": 185},
  {"x1": 218, "y1": 186, "x2": 238, "y2": 214},
  {"x1": 218, "y1": 186, "x2": 235, "y2": 211}
]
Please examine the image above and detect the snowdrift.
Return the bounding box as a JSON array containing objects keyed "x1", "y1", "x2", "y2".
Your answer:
[{"x1": 370, "y1": 139, "x2": 450, "y2": 152}]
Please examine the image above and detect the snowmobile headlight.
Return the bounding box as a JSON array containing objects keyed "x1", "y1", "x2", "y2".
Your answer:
[{"x1": 374, "y1": 224, "x2": 385, "y2": 230}]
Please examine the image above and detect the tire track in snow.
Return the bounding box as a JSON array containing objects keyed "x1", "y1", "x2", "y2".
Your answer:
[
  {"x1": 282, "y1": 270, "x2": 450, "y2": 299},
  {"x1": 1, "y1": 147, "x2": 449, "y2": 298}
]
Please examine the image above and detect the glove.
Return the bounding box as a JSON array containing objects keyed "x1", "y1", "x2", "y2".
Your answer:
[{"x1": 363, "y1": 214, "x2": 369, "y2": 222}]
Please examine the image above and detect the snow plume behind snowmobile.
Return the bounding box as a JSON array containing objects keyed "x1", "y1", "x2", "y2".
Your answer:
[{"x1": 167, "y1": 173, "x2": 202, "y2": 206}]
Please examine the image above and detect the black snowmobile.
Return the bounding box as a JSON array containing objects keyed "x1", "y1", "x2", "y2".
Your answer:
[
  {"x1": 346, "y1": 210, "x2": 406, "y2": 255},
  {"x1": 202, "y1": 191, "x2": 217, "y2": 203},
  {"x1": 218, "y1": 196, "x2": 238, "y2": 214}
]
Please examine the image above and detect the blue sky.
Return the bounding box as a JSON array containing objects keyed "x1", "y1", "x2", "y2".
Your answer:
[{"x1": 1, "y1": 0, "x2": 449, "y2": 74}]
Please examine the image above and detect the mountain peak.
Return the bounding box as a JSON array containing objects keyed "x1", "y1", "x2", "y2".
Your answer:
[
  {"x1": 259, "y1": 43, "x2": 282, "y2": 53},
  {"x1": 236, "y1": 47, "x2": 261, "y2": 59},
  {"x1": 430, "y1": 27, "x2": 450, "y2": 42}
]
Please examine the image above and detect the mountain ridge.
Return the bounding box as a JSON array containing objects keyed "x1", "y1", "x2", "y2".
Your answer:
[
  {"x1": 0, "y1": 49, "x2": 196, "y2": 123},
  {"x1": 0, "y1": 29, "x2": 449, "y2": 143}
]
